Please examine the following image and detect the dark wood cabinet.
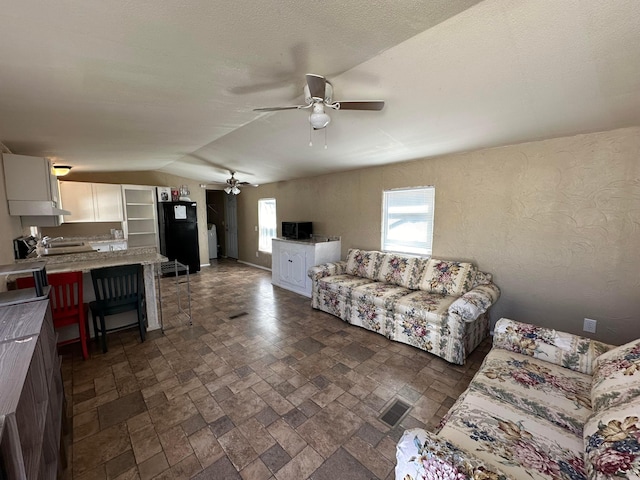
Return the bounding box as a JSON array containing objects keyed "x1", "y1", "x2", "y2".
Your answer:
[{"x1": 0, "y1": 300, "x2": 64, "y2": 479}]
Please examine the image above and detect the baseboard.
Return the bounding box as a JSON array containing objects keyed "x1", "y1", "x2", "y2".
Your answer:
[{"x1": 237, "y1": 260, "x2": 271, "y2": 272}]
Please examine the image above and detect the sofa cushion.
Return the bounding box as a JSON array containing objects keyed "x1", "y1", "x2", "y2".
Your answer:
[
  {"x1": 345, "y1": 249, "x2": 383, "y2": 279},
  {"x1": 583, "y1": 396, "x2": 640, "y2": 479},
  {"x1": 493, "y1": 318, "x2": 613, "y2": 376},
  {"x1": 470, "y1": 349, "x2": 593, "y2": 436},
  {"x1": 316, "y1": 274, "x2": 375, "y2": 295},
  {"x1": 351, "y1": 282, "x2": 412, "y2": 309},
  {"x1": 438, "y1": 387, "x2": 587, "y2": 480},
  {"x1": 392, "y1": 291, "x2": 457, "y2": 353},
  {"x1": 591, "y1": 338, "x2": 640, "y2": 412},
  {"x1": 419, "y1": 258, "x2": 476, "y2": 296},
  {"x1": 376, "y1": 253, "x2": 428, "y2": 289}
]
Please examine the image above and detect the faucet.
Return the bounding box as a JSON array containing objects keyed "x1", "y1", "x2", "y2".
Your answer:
[{"x1": 41, "y1": 236, "x2": 63, "y2": 247}]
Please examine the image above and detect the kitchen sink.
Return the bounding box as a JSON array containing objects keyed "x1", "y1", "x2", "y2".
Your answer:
[{"x1": 46, "y1": 241, "x2": 86, "y2": 248}]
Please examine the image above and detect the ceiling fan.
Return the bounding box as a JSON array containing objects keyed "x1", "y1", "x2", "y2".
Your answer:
[
  {"x1": 254, "y1": 74, "x2": 384, "y2": 130},
  {"x1": 218, "y1": 171, "x2": 258, "y2": 195}
]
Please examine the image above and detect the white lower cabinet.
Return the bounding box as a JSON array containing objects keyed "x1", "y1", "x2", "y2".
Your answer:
[{"x1": 271, "y1": 238, "x2": 341, "y2": 297}]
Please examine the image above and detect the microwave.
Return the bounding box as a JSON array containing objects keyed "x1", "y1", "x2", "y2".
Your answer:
[{"x1": 282, "y1": 222, "x2": 313, "y2": 240}]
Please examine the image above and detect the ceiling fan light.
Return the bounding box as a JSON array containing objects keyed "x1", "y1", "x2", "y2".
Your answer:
[
  {"x1": 232, "y1": 186, "x2": 241, "y2": 195},
  {"x1": 309, "y1": 111, "x2": 331, "y2": 129},
  {"x1": 224, "y1": 186, "x2": 232, "y2": 194}
]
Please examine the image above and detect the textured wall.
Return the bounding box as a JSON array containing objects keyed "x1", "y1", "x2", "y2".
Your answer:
[{"x1": 237, "y1": 127, "x2": 640, "y2": 344}]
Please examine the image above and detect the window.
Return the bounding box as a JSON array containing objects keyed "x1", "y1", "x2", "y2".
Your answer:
[
  {"x1": 258, "y1": 198, "x2": 277, "y2": 253},
  {"x1": 382, "y1": 187, "x2": 435, "y2": 255}
]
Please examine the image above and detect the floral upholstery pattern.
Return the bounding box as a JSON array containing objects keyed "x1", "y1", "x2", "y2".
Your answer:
[
  {"x1": 449, "y1": 283, "x2": 501, "y2": 322},
  {"x1": 345, "y1": 248, "x2": 383, "y2": 278},
  {"x1": 470, "y1": 348, "x2": 592, "y2": 435},
  {"x1": 309, "y1": 250, "x2": 500, "y2": 365},
  {"x1": 396, "y1": 318, "x2": 640, "y2": 480},
  {"x1": 376, "y1": 253, "x2": 428, "y2": 289},
  {"x1": 493, "y1": 318, "x2": 613, "y2": 375},
  {"x1": 591, "y1": 339, "x2": 640, "y2": 412},
  {"x1": 307, "y1": 260, "x2": 347, "y2": 281},
  {"x1": 396, "y1": 428, "x2": 509, "y2": 480},
  {"x1": 348, "y1": 282, "x2": 411, "y2": 337},
  {"x1": 583, "y1": 397, "x2": 640, "y2": 479},
  {"x1": 393, "y1": 291, "x2": 459, "y2": 359},
  {"x1": 419, "y1": 259, "x2": 476, "y2": 297}
]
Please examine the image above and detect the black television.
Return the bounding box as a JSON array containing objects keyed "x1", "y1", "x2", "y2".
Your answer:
[{"x1": 282, "y1": 222, "x2": 313, "y2": 240}]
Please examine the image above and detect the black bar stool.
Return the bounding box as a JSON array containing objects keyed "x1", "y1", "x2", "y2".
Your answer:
[{"x1": 90, "y1": 264, "x2": 146, "y2": 353}]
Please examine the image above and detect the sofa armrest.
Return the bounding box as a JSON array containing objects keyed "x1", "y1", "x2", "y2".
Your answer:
[
  {"x1": 396, "y1": 428, "x2": 508, "y2": 480},
  {"x1": 492, "y1": 318, "x2": 615, "y2": 375},
  {"x1": 448, "y1": 283, "x2": 501, "y2": 322},
  {"x1": 307, "y1": 260, "x2": 347, "y2": 280}
]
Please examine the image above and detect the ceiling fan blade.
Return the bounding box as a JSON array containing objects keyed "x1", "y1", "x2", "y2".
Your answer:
[
  {"x1": 253, "y1": 105, "x2": 303, "y2": 112},
  {"x1": 239, "y1": 181, "x2": 259, "y2": 187},
  {"x1": 337, "y1": 101, "x2": 385, "y2": 111},
  {"x1": 306, "y1": 74, "x2": 326, "y2": 99}
]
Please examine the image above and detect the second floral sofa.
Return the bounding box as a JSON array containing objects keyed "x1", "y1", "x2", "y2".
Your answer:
[
  {"x1": 396, "y1": 318, "x2": 640, "y2": 480},
  {"x1": 308, "y1": 248, "x2": 500, "y2": 365}
]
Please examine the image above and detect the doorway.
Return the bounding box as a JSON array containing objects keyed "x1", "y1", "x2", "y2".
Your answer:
[
  {"x1": 224, "y1": 194, "x2": 238, "y2": 259},
  {"x1": 205, "y1": 190, "x2": 225, "y2": 258}
]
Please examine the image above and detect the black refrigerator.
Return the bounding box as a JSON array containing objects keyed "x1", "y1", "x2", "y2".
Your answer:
[{"x1": 158, "y1": 201, "x2": 200, "y2": 274}]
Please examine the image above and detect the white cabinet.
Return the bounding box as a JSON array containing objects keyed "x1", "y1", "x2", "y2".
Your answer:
[
  {"x1": 122, "y1": 185, "x2": 158, "y2": 248},
  {"x1": 93, "y1": 183, "x2": 124, "y2": 221},
  {"x1": 59, "y1": 182, "x2": 124, "y2": 223},
  {"x1": 2, "y1": 154, "x2": 67, "y2": 225},
  {"x1": 271, "y1": 238, "x2": 341, "y2": 297}
]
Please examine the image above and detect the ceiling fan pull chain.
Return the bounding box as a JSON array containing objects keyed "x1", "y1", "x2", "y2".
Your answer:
[
  {"x1": 324, "y1": 128, "x2": 328, "y2": 149},
  {"x1": 309, "y1": 123, "x2": 313, "y2": 147}
]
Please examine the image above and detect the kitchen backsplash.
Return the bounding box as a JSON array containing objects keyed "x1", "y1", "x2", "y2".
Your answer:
[{"x1": 40, "y1": 221, "x2": 122, "y2": 238}]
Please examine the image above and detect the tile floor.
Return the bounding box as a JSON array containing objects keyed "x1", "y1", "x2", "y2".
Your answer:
[{"x1": 61, "y1": 259, "x2": 490, "y2": 479}]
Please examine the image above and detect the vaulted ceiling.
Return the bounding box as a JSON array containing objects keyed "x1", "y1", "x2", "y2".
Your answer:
[{"x1": 1, "y1": 0, "x2": 639, "y2": 187}]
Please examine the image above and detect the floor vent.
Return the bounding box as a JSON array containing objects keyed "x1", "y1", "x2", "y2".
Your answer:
[
  {"x1": 228, "y1": 311, "x2": 248, "y2": 319},
  {"x1": 379, "y1": 399, "x2": 411, "y2": 427}
]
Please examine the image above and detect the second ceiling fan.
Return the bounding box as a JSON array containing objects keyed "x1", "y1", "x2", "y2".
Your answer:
[{"x1": 254, "y1": 74, "x2": 384, "y2": 130}]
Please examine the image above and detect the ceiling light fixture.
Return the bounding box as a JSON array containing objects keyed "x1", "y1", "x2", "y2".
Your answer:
[
  {"x1": 52, "y1": 165, "x2": 72, "y2": 176},
  {"x1": 309, "y1": 104, "x2": 331, "y2": 130},
  {"x1": 224, "y1": 185, "x2": 241, "y2": 195}
]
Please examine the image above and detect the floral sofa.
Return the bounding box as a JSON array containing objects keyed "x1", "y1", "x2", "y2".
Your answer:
[
  {"x1": 396, "y1": 318, "x2": 640, "y2": 480},
  {"x1": 308, "y1": 248, "x2": 500, "y2": 365}
]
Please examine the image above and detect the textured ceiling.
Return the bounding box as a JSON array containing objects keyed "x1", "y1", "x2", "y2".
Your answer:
[{"x1": 1, "y1": 0, "x2": 639, "y2": 186}]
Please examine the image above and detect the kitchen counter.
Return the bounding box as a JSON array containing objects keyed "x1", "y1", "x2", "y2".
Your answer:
[
  {"x1": 18, "y1": 247, "x2": 165, "y2": 273},
  {"x1": 13, "y1": 247, "x2": 168, "y2": 331},
  {"x1": 275, "y1": 236, "x2": 341, "y2": 245}
]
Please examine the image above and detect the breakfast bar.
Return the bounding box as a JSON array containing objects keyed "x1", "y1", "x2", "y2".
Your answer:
[{"x1": 13, "y1": 247, "x2": 167, "y2": 332}]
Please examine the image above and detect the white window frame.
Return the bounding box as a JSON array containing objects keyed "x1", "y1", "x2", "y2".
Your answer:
[
  {"x1": 258, "y1": 198, "x2": 277, "y2": 253},
  {"x1": 381, "y1": 186, "x2": 435, "y2": 256}
]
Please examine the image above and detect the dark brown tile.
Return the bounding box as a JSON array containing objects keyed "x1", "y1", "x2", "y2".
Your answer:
[
  {"x1": 283, "y1": 408, "x2": 307, "y2": 429},
  {"x1": 98, "y1": 391, "x2": 147, "y2": 430},
  {"x1": 210, "y1": 415, "x2": 235, "y2": 438},
  {"x1": 192, "y1": 455, "x2": 242, "y2": 480},
  {"x1": 254, "y1": 406, "x2": 279, "y2": 427},
  {"x1": 181, "y1": 413, "x2": 207, "y2": 436},
  {"x1": 260, "y1": 443, "x2": 291, "y2": 474},
  {"x1": 292, "y1": 337, "x2": 326, "y2": 355},
  {"x1": 309, "y1": 447, "x2": 376, "y2": 480},
  {"x1": 341, "y1": 343, "x2": 375, "y2": 362}
]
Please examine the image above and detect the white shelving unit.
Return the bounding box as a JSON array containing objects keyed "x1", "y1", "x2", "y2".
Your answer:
[{"x1": 122, "y1": 185, "x2": 159, "y2": 249}]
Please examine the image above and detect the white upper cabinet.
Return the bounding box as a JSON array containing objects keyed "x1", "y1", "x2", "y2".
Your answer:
[{"x1": 59, "y1": 182, "x2": 124, "y2": 223}]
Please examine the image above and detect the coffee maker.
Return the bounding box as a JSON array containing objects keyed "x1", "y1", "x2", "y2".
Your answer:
[{"x1": 13, "y1": 236, "x2": 38, "y2": 259}]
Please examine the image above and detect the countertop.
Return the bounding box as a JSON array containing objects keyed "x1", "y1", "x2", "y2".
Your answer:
[
  {"x1": 274, "y1": 236, "x2": 341, "y2": 245},
  {"x1": 15, "y1": 247, "x2": 167, "y2": 274}
]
